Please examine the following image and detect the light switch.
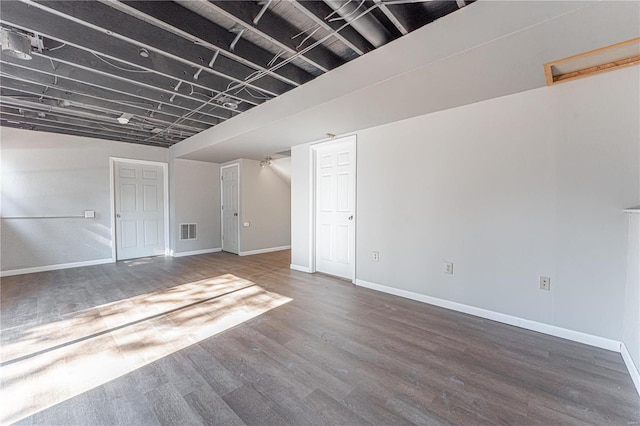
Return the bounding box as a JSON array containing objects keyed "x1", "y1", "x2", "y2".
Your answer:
[
  {"x1": 243, "y1": 222, "x2": 250, "y2": 227},
  {"x1": 84, "y1": 210, "x2": 95, "y2": 218}
]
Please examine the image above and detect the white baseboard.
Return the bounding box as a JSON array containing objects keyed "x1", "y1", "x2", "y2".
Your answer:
[
  {"x1": 239, "y1": 245, "x2": 291, "y2": 257},
  {"x1": 290, "y1": 264, "x2": 312, "y2": 273},
  {"x1": 355, "y1": 279, "x2": 621, "y2": 352},
  {"x1": 172, "y1": 248, "x2": 221, "y2": 258},
  {"x1": 1, "y1": 258, "x2": 114, "y2": 277},
  {"x1": 621, "y1": 342, "x2": 640, "y2": 396}
]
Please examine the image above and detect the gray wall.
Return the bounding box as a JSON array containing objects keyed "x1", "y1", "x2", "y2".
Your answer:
[
  {"x1": 291, "y1": 66, "x2": 640, "y2": 341},
  {"x1": 1, "y1": 127, "x2": 167, "y2": 271},
  {"x1": 171, "y1": 159, "x2": 221, "y2": 255},
  {"x1": 240, "y1": 158, "x2": 291, "y2": 253}
]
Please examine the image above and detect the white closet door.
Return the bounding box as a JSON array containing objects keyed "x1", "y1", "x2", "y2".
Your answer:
[
  {"x1": 315, "y1": 137, "x2": 356, "y2": 279},
  {"x1": 115, "y1": 160, "x2": 165, "y2": 260}
]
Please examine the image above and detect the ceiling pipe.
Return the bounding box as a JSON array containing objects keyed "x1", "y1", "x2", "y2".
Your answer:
[{"x1": 322, "y1": 0, "x2": 392, "y2": 48}]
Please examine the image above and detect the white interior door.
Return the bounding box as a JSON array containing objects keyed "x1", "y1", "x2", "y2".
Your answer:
[
  {"x1": 315, "y1": 137, "x2": 356, "y2": 280},
  {"x1": 115, "y1": 160, "x2": 166, "y2": 260},
  {"x1": 221, "y1": 164, "x2": 240, "y2": 254}
]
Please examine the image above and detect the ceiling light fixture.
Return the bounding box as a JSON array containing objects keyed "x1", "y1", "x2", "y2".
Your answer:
[
  {"x1": 223, "y1": 100, "x2": 239, "y2": 110},
  {"x1": 138, "y1": 48, "x2": 150, "y2": 58},
  {"x1": 260, "y1": 157, "x2": 273, "y2": 167},
  {"x1": 117, "y1": 113, "x2": 133, "y2": 124},
  {"x1": 1, "y1": 29, "x2": 33, "y2": 60},
  {"x1": 216, "y1": 96, "x2": 239, "y2": 110}
]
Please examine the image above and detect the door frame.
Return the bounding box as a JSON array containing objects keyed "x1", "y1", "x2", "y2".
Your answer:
[
  {"x1": 220, "y1": 162, "x2": 241, "y2": 254},
  {"x1": 311, "y1": 135, "x2": 357, "y2": 282},
  {"x1": 109, "y1": 157, "x2": 170, "y2": 262}
]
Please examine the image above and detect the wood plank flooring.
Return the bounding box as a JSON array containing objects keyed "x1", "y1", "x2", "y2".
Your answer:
[{"x1": 1, "y1": 250, "x2": 638, "y2": 425}]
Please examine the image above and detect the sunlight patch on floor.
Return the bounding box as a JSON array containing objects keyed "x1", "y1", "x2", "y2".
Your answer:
[{"x1": 0, "y1": 274, "x2": 291, "y2": 424}]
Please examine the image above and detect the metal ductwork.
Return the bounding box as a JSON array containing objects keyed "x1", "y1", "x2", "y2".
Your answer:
[
  {"x1": 1, "y1": 28, "x2": 32, "y2": 60},
  {"x1": 323, "y1": 0, "x2": 392, "y2": 48}
]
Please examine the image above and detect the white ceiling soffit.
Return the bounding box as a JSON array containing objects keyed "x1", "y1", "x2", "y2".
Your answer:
[{"x1": 172, "y1": 1, "x2": 640, "y2": 163}]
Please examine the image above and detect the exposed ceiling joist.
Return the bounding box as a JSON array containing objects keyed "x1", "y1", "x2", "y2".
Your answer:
[
  {"x1": 375, "y1": 1, "x2": 409, "y2": 35},
  {"x1": 2, "y1": 1, "x2": 286, "y2": 97},
  {"x1": 104, "y1": 0, "x2": 313, "y2": 89},
  {"x1": 1, "y1": 56, "x2": 233, "y2": 123},
  {"x1": 205, "y1": 0, "x2": 344, "y2": 74},
  {"x1": 0, "y1": 95, "x2": 197, "y2": 139},
  {"x1": 0, "y1": 58, "x2": 231, "y2": 124},
  {"x1": 0, "y1": 112, "x2": 175, "y2": 146},
  {"x1": 0, "y1": 61, "x2": 225, "y2": 128},
  {"x1": 0, "y1": 84, "x2": 209, "y2": 134},
  {"x1": 323, "y1": 0, "x2": 393, "y2": 48},
  {"x1": 0, "y1": 105, "x2": 188, "y2": 142},
  {"x1": 38, "y1": 42, "x2": 258, "y2": 109},
  {"x1": 288, "y1": 1, "x2": 372, "y2": 57},
  {"x1": 0, "y1": 0, "x2": 473, "y2": 146}
]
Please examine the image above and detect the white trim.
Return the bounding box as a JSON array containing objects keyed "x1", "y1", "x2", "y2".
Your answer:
[
  {"x1": 355, "y1": 278, "x2": 621, "y2": 352},
  {"x1": 1, "y1": 258, "x2": 114, "y2": 277},
  {"x1": 110, "y1": 157, "x2": 170, "y2": 260},
  {"x1": 621, "y1": 342, "x2": 640, "y2": 396},
  {"x1": 171, "y1": 248, "x2": 222, "y2": 258},
  {"x1": 220, "y1": 162, "x2": 241, "y2": 255},
  {"x1": 109, "y1": 158, "x2": 117, "y2": 262},
  {"x1": 239, "y1": 245, "x2": 291, "y2": 256},
  {"x1": 290, "y1": 264, "x2": 312, "y2": 273},
  {"x1": 308, "y1": 145, "x2": 316, "y2": 273}
]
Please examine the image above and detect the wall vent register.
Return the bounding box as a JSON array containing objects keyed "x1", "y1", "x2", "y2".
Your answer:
[{"x1": 180, "y1": 223, "x2": 197, "y2": 240}]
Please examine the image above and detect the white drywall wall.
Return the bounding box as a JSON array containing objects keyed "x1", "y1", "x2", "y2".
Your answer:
[
  {"x1": 291, "y1": 66, "x2": 639, "y2": 341},
  {"x1": 171, "y1": 159, "x2": 221, "y2": 254},
  {"x1": 239, "y1": 158, "x2": 291, "y2": 253},
  {"x1": 1, "y1": 128, "x2": 167, "y2": 271}
]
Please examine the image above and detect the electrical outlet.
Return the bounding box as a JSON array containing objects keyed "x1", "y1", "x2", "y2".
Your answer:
[
  {"x1": 539, "y1": 276, "x2": 551, "y2": 291},
  {"x1": 444, "y1": 262, "x2": 454, "y2": 275},
  {"x1": 372, "y1": 251, "x2": 379, "y2": 262}
]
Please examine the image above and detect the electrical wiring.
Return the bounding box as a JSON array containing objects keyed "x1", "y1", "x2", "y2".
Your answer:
[
  {"x1": 47, "y1": 42, "x2": 66, "y2": 52},
  {"x1": 296, "y1": 26, "x2": 321, "y2": 49},
  {"x1": 236, "y1": 86, "x2": 271, "y2": 100},
  {"x1": 267, "y1": 49, "x2": 286, "y2": 67},
  {"x1": 328, "y1": 0, "x2": 366, "y2": 23},
  {"x1": 142, "y1": 3, "x2": 381, "y2": 144},
  {"x1": 91, "y1": 52, "x2": 151, "y2": 73}
]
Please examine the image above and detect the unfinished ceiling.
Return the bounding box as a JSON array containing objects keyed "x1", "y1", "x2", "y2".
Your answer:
[{"x1": 0, "y1": 0, "x2": 471, "y2": 147}]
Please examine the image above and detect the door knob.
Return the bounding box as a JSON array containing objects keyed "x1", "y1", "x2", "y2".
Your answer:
[
  {"x1": 116, "y1": 213, "x2": 121, "y2": 218},
  {"x1": 348, "y1": 215, "x2": 354, "y2": 221},
  {"x1": 234, "y1": 213, "x2": 238, "y2": 217}
]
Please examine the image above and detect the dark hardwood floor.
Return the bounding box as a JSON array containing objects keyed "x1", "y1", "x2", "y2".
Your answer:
[{"x1": 1, "y1": 250, "x2": 638, "y2": 425}]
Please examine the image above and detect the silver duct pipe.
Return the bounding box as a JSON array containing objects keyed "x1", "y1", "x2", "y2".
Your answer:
[{"x1": 323, "y1": 0, "x2": 391, "y2": 48}]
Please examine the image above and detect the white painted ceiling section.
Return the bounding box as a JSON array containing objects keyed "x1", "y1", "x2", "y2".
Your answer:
[{"x1": 171, "y1": 1, "x2": 640, "y2": 163}]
